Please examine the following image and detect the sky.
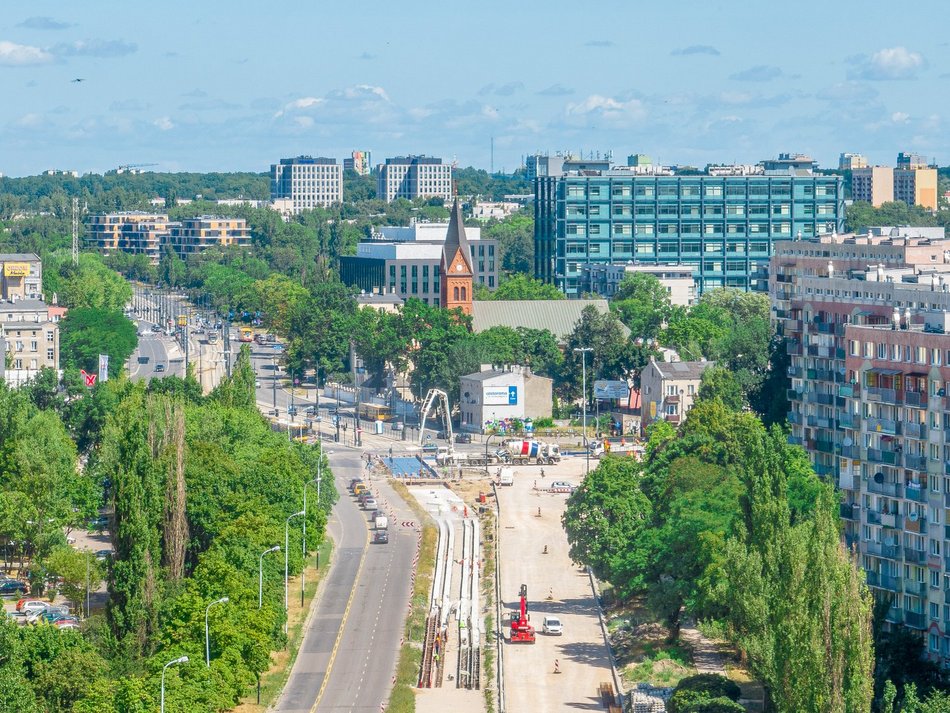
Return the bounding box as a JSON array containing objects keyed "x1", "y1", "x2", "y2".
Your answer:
[{"x1": 1, "y1": 0, "x2": 949, "y2": 177}]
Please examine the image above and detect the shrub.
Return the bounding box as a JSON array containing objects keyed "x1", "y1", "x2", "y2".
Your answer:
[
  {"x1": 682, "y1": 697, "x2": 745, "y2": 713},
  {"x1": 668, "y1": 674, "x2": 742, "y2": 713}
]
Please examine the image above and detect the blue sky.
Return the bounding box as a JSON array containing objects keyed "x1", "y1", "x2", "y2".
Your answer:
[{"x1": 1, "y1": 0, "x2": 949, "y2": 176}]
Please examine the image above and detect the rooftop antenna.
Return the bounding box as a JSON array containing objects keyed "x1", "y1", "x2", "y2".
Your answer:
[{"x1": 71, "y1": 196, "x2": 79, "y2": 266}]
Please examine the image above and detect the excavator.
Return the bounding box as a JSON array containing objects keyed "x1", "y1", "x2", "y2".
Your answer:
[{"x1": 509, "y1": 584, "x2": 536, "y2": 644}]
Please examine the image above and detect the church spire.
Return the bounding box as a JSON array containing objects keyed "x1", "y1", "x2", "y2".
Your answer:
[{"x1": 442, "y1": 198, "x2": 473, "y2": 275}]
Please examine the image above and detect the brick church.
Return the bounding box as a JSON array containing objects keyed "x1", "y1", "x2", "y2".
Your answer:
[{"x1": 440, "y1": 199, "x2": 474, "y2": 315}]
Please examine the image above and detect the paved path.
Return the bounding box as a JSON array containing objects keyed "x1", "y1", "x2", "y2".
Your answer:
[
  {"x1": 496, "y1": 458, "x2": 614, "y2": 713},
  {"x1": 680, "y1": 626, "x2": 727, "y2": 675}
]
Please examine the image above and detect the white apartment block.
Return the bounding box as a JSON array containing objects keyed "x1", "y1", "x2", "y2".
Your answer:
[
  {"x1": 377, "y1": 156, "x2": 453, "y2": 203},
  {"x1": 270, "y1": 156, "x2": 343, "y2": 213}
]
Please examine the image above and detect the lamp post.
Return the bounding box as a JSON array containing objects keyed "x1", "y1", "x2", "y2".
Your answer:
[
  {"x1": 259, "y1": 545, "x2": 280, "y2": 608},
  {"x1": 573, "y1": 347, "x2": 593, "y2": 476},
  {"x1": 285, "y1": 511, "x2": 305, "y2": 634},
  {"x1": 160, "y1": 655, "x2": 189, "y2": 713},
  {"x1": 205, "y1": 597, "x2": 229, "y2": 667},
  {"x1": 301, "y1": 435, "x2": 321, "y2": 606}
]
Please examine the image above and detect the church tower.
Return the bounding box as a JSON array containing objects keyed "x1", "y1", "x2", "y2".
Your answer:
[{"x1": 440, "y1": 199, "x2": 474, "y2": 315}]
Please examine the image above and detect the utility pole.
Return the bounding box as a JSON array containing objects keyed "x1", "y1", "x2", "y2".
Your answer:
[{"x1": 573, "y1": 347, "x2": 593, "y2": 476}]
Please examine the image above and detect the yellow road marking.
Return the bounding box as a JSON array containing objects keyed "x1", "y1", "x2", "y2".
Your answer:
[{"x1": 311, "y1": 525, "x2": 371, "y2": 713}]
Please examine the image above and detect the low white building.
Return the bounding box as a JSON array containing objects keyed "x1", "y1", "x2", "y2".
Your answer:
[
  {"x1": 458, "y1": 365, "x2": 552, "y2": 433},
  {"x1": 581, "y1": 263, "x2": 697, "y2": 306},
  {"x1": 639, "y1": 357, "x2": 713, "y2": 429}
]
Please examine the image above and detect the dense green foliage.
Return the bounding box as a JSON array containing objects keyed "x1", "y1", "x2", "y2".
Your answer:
[
  {"x1": 476, "y1": 273, "x2": 564, "y2": 301},
  {"x1": 563, "y1": 398, "x2": 875, "y2": 711},
  {"x1": 668, "y1": 674, "x2": 742, "y2": 713},
  {"x1": 0, "y1": 352, "x2": 336, "y2": 711},
  {"x1": 60, "y1": 308, "x2": 137, "y2": 378}
]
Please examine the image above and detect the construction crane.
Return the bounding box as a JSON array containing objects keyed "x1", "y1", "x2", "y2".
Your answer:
[
  {"x1": 509, "y1": 584, "x2": 535, "y2": 644},
  {"x1": 419, "y1": 388, "x2": 454, "y2": 455}
]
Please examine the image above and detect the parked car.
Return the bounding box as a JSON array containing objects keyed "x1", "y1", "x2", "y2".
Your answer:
[
  {"x1": 542, "y1": 616, "x2": 563, "y2": 635},
  {"x1": 362, "y1": 497, "x2": 378, "y2": 511},
  {"x1": 53, "y1": 618, "x2": 81, "y2": 630},
  {"x1": 455, "y1": 433, "x2": 472, "y2": 444},
  {"x1": 436, "y1": 430, "x2": 449, "y2": 440},
  {"x1": 18, "y1": 600, "x2": 48, "y2": 616},
  {"x1": 87, "y1": 515, "x2": 109, "y2": 531},
  {"x1": 0, "y1": 580, "x2": 25, "y2": 597},
  {"x1": 95, "y1": 549, "x2": 112, "y2": 561}
]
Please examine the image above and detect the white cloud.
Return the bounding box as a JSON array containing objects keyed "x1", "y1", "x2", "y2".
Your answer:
[
  {"x1": 891, "y1": 111, "x2": 910, "y2": 124},
  {"x1": 339, "y1": 84, "x2": 388, "y2": 101},
  {"x1": 850, "y1": 46, "x2": 925, "y2": 80},
  {"x1": 482, "y1": 105, "x2": 500, "y2": 119},
  {"x1": 153, "y1": 117, "x2": 174, "y2": 131},
  {"x1": 52, "y1": 39, "x2": 137, "y2": 58},
  {"x1": 566, "y1": 94, "x2": 645, "y2": 122},
  {"x1": 273, "y1": 97, "x2": 323, "y2": 117},
  {"x1": 0, "y1": 40, "x2": 53, "y2": 66},
  {"x1": 14, "y1": 113, "x2": 44, "y2": 128}
]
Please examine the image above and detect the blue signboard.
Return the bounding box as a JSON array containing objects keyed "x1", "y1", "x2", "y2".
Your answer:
[{"x1": 508, "y1": 385, "x2": 518, "y2": 405}]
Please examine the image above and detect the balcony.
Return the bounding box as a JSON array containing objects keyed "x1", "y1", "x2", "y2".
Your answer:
[
  {"x1": 884, "y1": 606, "x2": 903, "y2": 624},
  {"x1": 788, "y1": 435, "x2": 803, "y2": 446},
  {"x1": 905, "y1": 455, "x2": 928, "y2": 472},
  {"x1": 865, "y1": 540, "x2": 900, "y2": 559},
  {"x1": 838, "y1": 413, "x2": 859, "y2": 429},
  {"x1": 905, "y1": 515, "x2": 927, "y2": 535},
  {"x1": 787, "y1": 388, "x2": 802, "y2": 402},
  {"x1": 904, "y1": 549, "x2": 927, "y2": 566},
  {"x1": 904, "y1": 612, "x2": 927, "y2": 630},
  {"x1": 786, "y1": 341, "x2": 802, "y2": 356},
  {"x1": 905, "y1": 484, "x2": 927, "y2": 503},
  {"x1": 840, "y1": 445, "x2": 861, "y2": 459},
  {"x1": 787, "y1": 365, "x2": 802, "y2": 378},
  {"x1": 814, "y1": 439, "x2": 835, "y2": 454},
  {"x1": 840, "y1": 503, "x2": 859, "y2": 520},
  {"x1": 838, "y1": 384, "x2": 857, "y2": 398},
  {"x1": 814, "y1": 463, "x2": 833, "y2": 477},
  {"x1": 867, "y1": 448, "x2": 902, "y2": 466},
  {"x1": 904, "y1": 422, "x2": 926, "y2": 440},
  {"x1": 905, "y1": 391, "x2": 928, "y2": 408},
  {"x1": 866, "y1": 386, "x2": 898, "y2": 403},
  {"x1": 865, "y1": 417, "x2": 899, "y2": 435},
  {"x1": 788, "y1": 412, "x2": 803, "y2": 425},
  {"x1": 944, "y1": 493, "x2": 950, "y2": 508},
  {"x1": 814, "y1": 393, "x2": 835, "y2": 406},
  {"x1": 867, "y1": 479, "x2": 903, "y2": 499},
  {"x1": 874, "y1": 574, "x2": 901, "y2": 593}
]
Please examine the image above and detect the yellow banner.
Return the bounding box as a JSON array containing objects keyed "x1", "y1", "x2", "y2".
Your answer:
[
  {"x1": 177, "y1": 315, "x2": 187, "y2": 326},
  {"x1": 4, "y1": 263, "x2": 29, "y2": 277}
]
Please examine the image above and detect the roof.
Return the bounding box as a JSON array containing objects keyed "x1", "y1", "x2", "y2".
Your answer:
[
  {"x1": 0, "y1": 253, "x2": 40, "y2": 262},
  {"x1": 471, "y1": 299, "x2": 627, "y2": 342},
  {"x1": 442, "y1": 199, "x2": 474, "y2": 273},
  {"x1": 652, "y1": 359, "x2": 714, "y2": 381},
  {"x1": 461, "y1": 369, "x2": 509, "y2": 382}
]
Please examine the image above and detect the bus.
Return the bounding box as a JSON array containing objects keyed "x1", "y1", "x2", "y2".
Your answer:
[
  {"x1": 238, "y1": 327, "x2": 254, "y2": 343},
  {"x1": 358, "y1": 403, "x2": 393, "y2": 422}
]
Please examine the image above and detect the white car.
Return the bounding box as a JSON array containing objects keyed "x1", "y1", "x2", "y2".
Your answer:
[
  {"x1": 542, "y1": 616, "x2": 563, "y2": 635},
  {"x1": 20, "y1": 601, "x2": 48, "y2": 616}
]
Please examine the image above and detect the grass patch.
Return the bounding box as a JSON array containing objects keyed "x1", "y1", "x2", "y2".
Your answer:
[
  {"x1": 623, "y1": 644, "x2": 696, "y2": 687},
  {"x1": 386, "y1": 480, "x2": 438, "y2": 713},
  {"x1": 233, "y1": 538, "x2": 333, "y2": 712}
]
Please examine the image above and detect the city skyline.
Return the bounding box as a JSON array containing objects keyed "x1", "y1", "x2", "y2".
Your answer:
[{"x1": 2, "y1": 0, "x2": 950, "y2": 176}]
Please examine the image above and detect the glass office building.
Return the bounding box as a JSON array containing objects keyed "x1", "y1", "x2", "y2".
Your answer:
[{"x1": 535, "y1": 172, "x2": 845, "y2": 296}]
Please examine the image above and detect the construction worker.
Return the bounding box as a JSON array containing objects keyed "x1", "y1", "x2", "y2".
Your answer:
[
  {"x1": 537, "y1": 507, "x2": 541, "y2": 517},
  {"x1": 540, "y1": 468, "x2": 546, "y2": 478}
]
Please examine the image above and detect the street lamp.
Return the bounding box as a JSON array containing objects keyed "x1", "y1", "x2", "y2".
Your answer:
[
  {"x1": 160, "y1": 655, "x2": 189, "y2": 713},
  {"x1": 573, "y1": 347, "x2": 593, "y2": 476},
  {"x1": 285, "y1": 510, "x2": 305, "y2": 634},
  {"x1": 300, "y1": 428, "x2": 323, "y2": 607},
  {"x1": 259, "y1": 545, "x2": 280, "y2": 608},
  {"x1": 205, "y1": 596, "x2": 229, "y2": 667}
]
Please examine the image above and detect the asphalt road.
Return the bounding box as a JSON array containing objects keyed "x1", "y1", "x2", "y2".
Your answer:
[{"x1": 274, "y1": 451, "x2": 418, "y2": 713}]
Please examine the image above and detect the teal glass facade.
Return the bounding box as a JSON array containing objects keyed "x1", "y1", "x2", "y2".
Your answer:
[{"x1": 534, "y1": 173, "x2": 845, "y2": 296}]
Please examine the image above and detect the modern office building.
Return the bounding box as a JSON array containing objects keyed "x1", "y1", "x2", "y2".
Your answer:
[
  {"x1": 343, "y1": 150, "x2": 372, "y2": 176},
  {"x1": 839, "y1": 153, "x2": 869, "y2": 171},
  {"x1": 761, "y1": 153, "x2": 818, "y2": 172},
  {"x1": 339, "y1": 220, "x2": 497, "y2": 305},
  {"x1": 525, "y1": 154, "x2": 612, "y2": 181},
  {"x1": 535, "y1": 171, "x2": 844, "y2": 296},
  {"x1": 897, "y1": 152, "x2": 931, "y2": 170},
  {"x1": 88, "y1": 213, "x2": 249, "y2": 263},
  {"x1": 853, "y1": 166, "x2": 895, "y2": 207},
  {"x1": 87, "y1": 212, "x2": 172, "y2": 264},
  {"x1": 770, "y1": 228, "x2": 950, "y2": 662},
  {"x1": 376, "y1": 156, "x2": 453, "y2": 203},
  {"x1": 166, "y1": 217, "x2": 250, "y2": 258},
  {"x1": 581, "y1": 263, "x2": 697, "y2": 305},
  {"x1": 270, "y1": 156, "x2": 343, "y2": 212},
  {"x1": 895, "y1": 164, "x2": 938, "y2": 212}
]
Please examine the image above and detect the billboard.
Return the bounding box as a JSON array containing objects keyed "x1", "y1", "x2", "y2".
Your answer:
[
  {"x1": 594, "y1": 379, "x2": 630, "y2": 400},
  {"x1": 98, "y1": 354, "x2": 109, "y2": 383},
  {"x1": 484, "y1": 385, "x2": 518, "y2": 405},
  {"x1": 3, "y1": 263, "x2": 30, "y2": 277}
]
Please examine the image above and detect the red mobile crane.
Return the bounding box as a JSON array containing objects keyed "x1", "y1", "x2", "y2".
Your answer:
[{"x1": 509, "y1": 584, "x2": 536, "y2": 644}]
